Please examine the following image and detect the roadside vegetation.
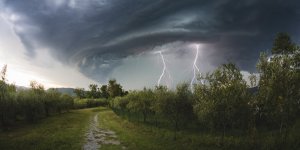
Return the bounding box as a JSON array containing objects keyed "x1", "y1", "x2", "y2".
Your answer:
[
  {"x1": 0, "y1": 108, "x2": 99, "y2": 150},
  {"x1": 108, "y1": 33, "x2": 300, "y2": 149},
  {"x1": 0, "y1": 66, "x2": 126, "y2": 130},
  {"x1": 97, "y1": 107, "x2": 300, "y2": 150},
  {"x1": 73, "y1": 98, "x2": 108, "y2": 109},
  {"x1": 0, "y1": 71, "x2": 74, "y2": 129},
  {"x1": 72, "y1": 79, "x2": 128, "y2": 109}
]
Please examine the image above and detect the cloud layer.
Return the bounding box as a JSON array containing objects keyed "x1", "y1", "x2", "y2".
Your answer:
[{"x1": 1, "y1": 0, "x2": 300, "y2": 84}]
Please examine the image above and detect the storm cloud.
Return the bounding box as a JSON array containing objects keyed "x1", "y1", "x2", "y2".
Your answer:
[{"x1": 1, "y1": 0, "x2": 300, "y2": 83}]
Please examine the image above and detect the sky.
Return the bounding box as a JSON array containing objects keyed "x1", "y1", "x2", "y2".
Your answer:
[{"x1": 0, "y1": 0, "x2": 300, "y2": 90}]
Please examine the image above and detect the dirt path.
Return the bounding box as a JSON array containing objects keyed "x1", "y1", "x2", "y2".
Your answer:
[{"x1": 83, "y1": 113, "x2": 125, "y2": 150}]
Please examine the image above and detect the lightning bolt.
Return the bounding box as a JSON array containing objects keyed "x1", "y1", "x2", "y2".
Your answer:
[
  {"x1": 157, "y1": 51, "x2": 166, "y2": 86},
  {"x1": 190, "y1": 44, "x2": 201, "y2": 90}
]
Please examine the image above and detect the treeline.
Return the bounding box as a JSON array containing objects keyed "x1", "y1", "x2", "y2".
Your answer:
[
  {"x1": 0, "y1": 65, "x2": 129, "y2": 129},
  {"x1": 73, "y1": 79, "x2": 128, "y2": 99},
  {"x1": 109, "y1": 33, "x2": 300, "y2": 148},
  {"x1": 73, "y1": 98, "x2": 108, "y2": 109},
  {"x1": 73, "y1": 79, "x2": 128, "y2": 109},
  {"x1": 0, "y1": 68, "x2": 74, "y2": 129},
  {"x1": 110, "y1": 84, "x2": 195, "y2": 136}
]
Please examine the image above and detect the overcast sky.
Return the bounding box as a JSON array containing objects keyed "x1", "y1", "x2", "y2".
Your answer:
[{"x1": 0, "y1": 0, "x2": 300, "y2": 90}]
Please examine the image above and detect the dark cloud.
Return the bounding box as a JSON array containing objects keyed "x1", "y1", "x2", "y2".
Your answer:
[{"x1": 2, "y1": 0, "x2": 300, "y2": 82}]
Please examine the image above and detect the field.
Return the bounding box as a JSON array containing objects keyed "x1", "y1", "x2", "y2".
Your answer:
[
  {"x1": 2, "y1": 106, "x2": 298, "y2": 150},
  {"x1": 97, "y1": 107, "x2": 300, "y2": 150},
  {"x1": 98, "y1": 107, "x2": 219, "y2": 150},
  {"x1": 0, "y1": 108, "x2": 99, "y2": 150}
]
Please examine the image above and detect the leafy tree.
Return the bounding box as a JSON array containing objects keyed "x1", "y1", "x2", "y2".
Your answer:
[
  {"x1": 0, "y1": 65, "x2": 17, "y2": 127},
  {"x1": 272, "y1": 32, "x2": 297, "y2": 54},
  {"x1": 100, "y1": 85, "x2": 109, "y2": 99},
  {"x1": 249, "y1": 73, "x2": 258, "y2": 88},
  {"x1": 0, "y1": 65, "x2": 75, "y2": 128},
  {"x1": 257, "y1": 51, "x2": 300, "y2": 142},
  {"x1": 1, "y1": 64, "x2": 7, "y2": 81},
  {"x1": 60, "y1": 94, "x2": 74, "y2": 112},
  {"x1": 21, "y1": 91, "x2": 44, "y2": 122},
  {"x1": 127, "y1": 88, "x2": 154, "y2": 123},
  {"x1": 194, "y1": 63, "x2": 250, "y2": 143},
  {"x1": 152, "y1": 85, "x2": 168, "y2": 127},
  {"x1": 30, "y1": 80, "x2": 45, "y2": 95},
  {"x1": 73, "y1": 88, "x2": 85, "y2": 99},
  {"x1": 108, "y1": 79, "x2": 123, "y2": 98},
  {"x1": 157, "y1": 83, "x2": 194, "y2": 140},
  {"x1": 110, "y1": 96, "x2": 129, "y2": 115},
  {"x1": 87, "y1": 84, "x2": 99, "y2": 98}
]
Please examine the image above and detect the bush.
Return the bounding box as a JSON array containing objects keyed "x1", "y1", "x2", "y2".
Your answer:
[
  {"x1": 0, "y1": 78, "x2": 74, "y2": 128},
  {"x1": 74, "y1": 98, "x2": 108, "y2": 109}
]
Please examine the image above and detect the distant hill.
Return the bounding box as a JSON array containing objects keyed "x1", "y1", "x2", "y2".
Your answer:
[
  {"x1": 50, "y1": 88, "x2": 75, "y2": 96},
  {"x1": 16, "y1": 86, "x2": 75, "y2": 96}
]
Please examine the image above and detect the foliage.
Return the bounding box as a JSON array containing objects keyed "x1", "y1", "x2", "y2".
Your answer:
[
  {"x1": 100, "y1": 85, "x2": 109, "y2": 99},
  {"x1": 0, "y1": 108, "x2": 98, "y2": 150},
  {"x1": 108, "y1": 79, "x2": 126, "y2": 98},
  {"x1": 73, "y1": 98, "x2": 108, "y2": 109},
  {"x1": 73, "y1": 88, "x2": 85, "y2": 99},
  {"x1": 0, "y1": 65, "x2": 74, "y2": 128},
  {"x1": 98, "y1": 108, "x2": 300, "y2": 150},
  {"x1": 256, "y1": 51, "x2": 300, "y2": 142},
  {"x1": 73, "y1": 79, "x2": 127, "y2": 99},
  {"x1": 127, "y1": 89, "x2": 154, "y2": 123},
  {"x1": 272, "y1": 32, "x2": 297, "y2": 54},
  {"x1": 87, "y1": 84, "x2": 100, "y2": 98},
  {"x1": 194, "y1": 63, "x2": 250, "y2": 141},
  {"x1": 158, "y1": 84, "x2": 194, "y2": 139}
]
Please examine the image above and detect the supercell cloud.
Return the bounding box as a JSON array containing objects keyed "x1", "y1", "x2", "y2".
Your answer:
[{"x1": 1, "y1": 0, "x2": 300, "y2": 86}]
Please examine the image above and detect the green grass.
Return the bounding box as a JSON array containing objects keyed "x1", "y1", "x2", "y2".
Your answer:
[
  {"x1": 97, "y1": 108, "x2": 300, "y2": 150},
  {"x1": 1, "y1": 107, "x2": 299, "y2": 150},
  {"x1": 0, "y1": 108, "x2": 100, "y2": 150},
  {"x1": 97, "y1": 107, "x2": 222, "y2": 150}
]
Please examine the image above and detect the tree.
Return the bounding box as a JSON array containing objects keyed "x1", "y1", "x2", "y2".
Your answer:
[
  {"x1": 87, "y1": 84, "x2": 99, "y2": 98},
  {"x1": 249, "y1": 73, "x2": 258, "y2": 88},
  {"x1": 156, "y1": 83, "x2": 194, "y2": 140},
  {"x1": 30, "y1": 80, "x2": 45, "y2": 94},
  {"x1": 60, "y1": 94, "x2": 74, "y2": 112},
  {"x1": 45, "y1": 88, "x2": 61, "y2": 116},
  {"x1": 272, "y1": 32, "x2": 296, "y2": 54},
  {"x1": 73, "y1": 88, "x2": 85, "y2": 99},
  {"x1": 100, "y1": 85, "x2": 109, "y2": 99},
  {"x1": 1, "y1": 64, "x2": 7, "y2": 81},
  {"x1": 127, "y1": 88, "x2": 154, "y2": 123},
  {"x1": 108, "y1": 79, "x2": 123, "y2": 98},
  {"x1": 18, "y1": 81, "x2": 46, "y2": 122},
  {"x1": 0, "y1": 64, "x2": 10, "y2": 126},
  {"x1": 194, "y1": 63, "x2": 250, "y2": 144},
  {"x1": 152, "y1": 85, "x2": 168, "y2": 127},
  {"x1": 257, "y1": 51, "x2": 300, "y2": 143},
  {"x1": 111, "y1": 96, "x2": 129, "y2": 114}
]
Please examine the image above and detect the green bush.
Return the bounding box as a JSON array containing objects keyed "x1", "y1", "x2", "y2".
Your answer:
[
  {"x1": 73, "y1": 98, "x2": 108, "y2": 109},
  {"x1": 0, "y1": 76, "x2": 74, "y2": 128}
]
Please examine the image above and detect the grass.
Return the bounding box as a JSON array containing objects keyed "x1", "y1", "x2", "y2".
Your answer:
[
  {"x1": 1, "y1": 107, "x2": 299, "y2": 150},
  {"x1": 98, "y1": 107, "x2": 222, "y2": 150},
  {"x1": 97, "y1": 107, "x2": 300, "y2": 150},
  {"x1": 0, "y1": 108, "x2": 100, "y2": 150}
]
